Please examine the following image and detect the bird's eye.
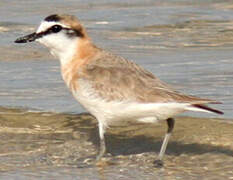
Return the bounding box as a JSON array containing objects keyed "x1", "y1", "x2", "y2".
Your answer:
[{"x1": 51, "y1": 25, "x2": 62, "y2": 33}]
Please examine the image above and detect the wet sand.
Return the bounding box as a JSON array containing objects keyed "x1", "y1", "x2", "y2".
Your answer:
[{"x1": 0, "y1": 107, "x2": 232, "y2": 179}]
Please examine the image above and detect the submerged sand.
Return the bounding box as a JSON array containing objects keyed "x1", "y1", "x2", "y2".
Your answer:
[{"x1": 0, "y1": 107, "x2": 232, "y2": 179}]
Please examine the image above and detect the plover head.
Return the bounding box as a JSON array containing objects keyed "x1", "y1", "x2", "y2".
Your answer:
[{"x1": 15, "y1": 14, "x2": 88, "y2": 64}]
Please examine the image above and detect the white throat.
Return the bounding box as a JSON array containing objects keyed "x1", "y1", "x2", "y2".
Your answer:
[
  {"x1": 49, "y1": 38, "x2": 78, "y2": 66},
  {"x1": 36, "y1": 21, "x2": 79, "y2": 66}
]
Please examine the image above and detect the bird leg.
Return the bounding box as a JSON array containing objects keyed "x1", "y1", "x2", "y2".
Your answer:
[
  {"x1": 154, "y1": 117, "x2": 175, "y2": 167},
  {"x1": 96, "y1": 122, "x2": 106, "y2": 161}
]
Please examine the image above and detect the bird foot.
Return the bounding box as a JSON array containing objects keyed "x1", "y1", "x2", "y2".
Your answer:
[{"x1": 153, "y1": 159, "x2": 164, "y2": 168}]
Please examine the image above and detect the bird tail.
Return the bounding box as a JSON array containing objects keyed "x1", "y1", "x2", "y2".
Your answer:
[{"x1": 189, "y1": 104, "x2": 223, "y2": 115}]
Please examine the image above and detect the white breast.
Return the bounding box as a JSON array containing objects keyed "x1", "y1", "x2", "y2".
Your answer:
[{"x1": 70, "y1": 79, "x2": 189, "y2": 128}]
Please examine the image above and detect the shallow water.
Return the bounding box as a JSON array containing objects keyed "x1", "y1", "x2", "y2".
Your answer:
[
  {"x1": 1, "y1": 0, "x2": 233, "y2": 119},
  {"x1": 0, "y1": 0, "x2": 233, "y2": 179}
]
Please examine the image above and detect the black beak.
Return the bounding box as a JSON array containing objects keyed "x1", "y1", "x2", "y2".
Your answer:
[{"x1": 15, "y1": 32, "x2": 41, "y2": 43}]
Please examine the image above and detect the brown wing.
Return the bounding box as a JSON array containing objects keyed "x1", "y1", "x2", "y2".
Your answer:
[{"x1": 80, "y1": 50, "x2": 218, "y2": 104}]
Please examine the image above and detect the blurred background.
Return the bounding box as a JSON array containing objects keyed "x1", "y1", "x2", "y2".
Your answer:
[{"x1": 0, "y1": 0, "x2": 232, "y2": 119}]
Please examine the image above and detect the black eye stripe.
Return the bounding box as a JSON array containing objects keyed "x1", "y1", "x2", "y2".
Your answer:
[
  {"x1": 37, "y1": 26, "x2": 66, "y2": 37},
  {"x1": 36, "y1": 26, "x2": 84, "y2": 38},
  {"x1": 65, "y1": 28, "x2": 84, "y2": 38}
]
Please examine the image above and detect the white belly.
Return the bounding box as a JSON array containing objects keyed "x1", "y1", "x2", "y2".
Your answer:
[
  {"x1": 69, "y1": 79, "x2": 190, "y2": 127},
  {"x1": 72, "y1": 90, "x2": 187, "y2": 127}
]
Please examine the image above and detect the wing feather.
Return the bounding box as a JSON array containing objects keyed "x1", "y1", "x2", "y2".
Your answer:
[{"x1": 79, "y1": 50, "x2": 218, "y2": 104}]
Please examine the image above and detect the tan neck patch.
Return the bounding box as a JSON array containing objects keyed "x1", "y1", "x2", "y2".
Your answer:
[{"x1": 61, "y1": 39, "x2": 99, "y2": 91}]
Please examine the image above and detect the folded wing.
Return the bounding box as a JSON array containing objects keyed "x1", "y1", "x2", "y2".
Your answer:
[{"x1": 79, "y1": 50, "x2": 223, "y2": 114}]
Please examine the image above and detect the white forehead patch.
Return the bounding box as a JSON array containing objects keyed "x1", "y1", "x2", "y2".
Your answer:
[{"x1": 36, "y1": 21, "x2": 69, "y2": 33}]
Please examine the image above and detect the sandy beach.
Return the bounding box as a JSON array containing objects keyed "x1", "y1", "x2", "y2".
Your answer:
[{"x1": 0, "y1": 107, "x2": 232, "y2": 179}]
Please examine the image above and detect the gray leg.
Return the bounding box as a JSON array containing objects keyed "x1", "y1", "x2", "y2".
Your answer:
[
  {"x1": 154, "y1": 118, "x2": 175, "y2": 167},
  {"x1": 96, "y1": 122, "x2": 106, "y2": 161}
]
